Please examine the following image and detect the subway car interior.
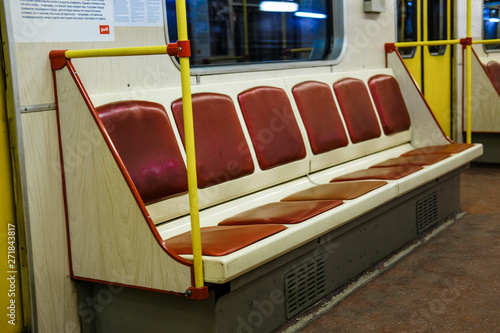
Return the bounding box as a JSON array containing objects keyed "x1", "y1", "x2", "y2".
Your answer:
[{"x1": 0, "y1": 0, "x2": 499, "y2": 332}]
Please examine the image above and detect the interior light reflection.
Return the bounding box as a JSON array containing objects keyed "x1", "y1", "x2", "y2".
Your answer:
[
  {"x1": 294, "y1": 11, "x2": 327, "y2": 19},
  {"x1": 259, "y1": 1, "x2": 299, "y2": 12}
]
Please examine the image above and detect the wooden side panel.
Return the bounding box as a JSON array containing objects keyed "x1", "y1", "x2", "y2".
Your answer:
[
  {"x1": 55, "y1": 67, "x2": 192, "y2": 293},
  {"x1": 21, "y1": 111, "x2": 80, "y2": 332},
  {"x1": 470, "y1": 51, "x2": 500, "y2": 132},
  {"x1": 388, "y1": 52, "x2": 451, "y2": 147}
]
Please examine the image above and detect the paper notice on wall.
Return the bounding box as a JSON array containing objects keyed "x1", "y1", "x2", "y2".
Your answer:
[
  {"x1": 114, "y1": 0, "x2": 163, "y2": 26},
  {"x1": 11, "y1": 0, "x2": 114, "y2": 42}
]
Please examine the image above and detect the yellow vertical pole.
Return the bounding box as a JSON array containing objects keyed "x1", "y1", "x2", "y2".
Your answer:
[
  {"x1": 447, "y1": 0, "x2": 451, "y2": 41},
  {"x1": 466, "y1": 0, "x2": 472, "y2": 144},
  {"x1": 282, "y1": 12, "x2": 287, "y2": 60},
  {"x1": 413, "y1": 0, "x2": 423, "y2": 87},
  {"x1": 400, "y1": 2, "x2": 405, "y2": 42},
  {"x1": 422, "y1": 0, "x2": 427, "y2": 44},
  {"x1": 175, "y1": 0, "x2": 204, "y2": 289},
  {"x1": 243, "y1": 0, "x2": 249, "y2": 58},
  {"x1": 417, "y1": 0, "x2": 421, "y2": 44}
]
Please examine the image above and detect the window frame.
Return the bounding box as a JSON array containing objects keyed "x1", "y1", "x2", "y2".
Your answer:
[{"x1": 163, "y1": 0, "x2": 347, "y2": 75}]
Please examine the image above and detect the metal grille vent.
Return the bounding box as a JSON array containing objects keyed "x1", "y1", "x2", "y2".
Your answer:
[
  {"x1": 417, "y1": 192, "x2": 439, "y2": 233},
  {"x1": 284, "y1": 254, "x2": 326, "y2": 318}
]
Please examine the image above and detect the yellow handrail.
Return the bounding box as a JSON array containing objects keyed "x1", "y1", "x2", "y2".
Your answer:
[
  {"x1": 61, "y1": 40, "x2": 500, "y2": 60},
  {"x1": 244, "y1": 0, "x2": 249, "y2": 59},
  {"x1": 466, "y1": 0, "x2": 472, "y2": 144},
  {"x1": 206, "y1": 55, "x2": 245, "y2": 62},
  {"x1": 472, "y1": 39, "x2": 500, "y2": 45},
  {"x1": 65, "y1": 45, "x2": 169, "y2": 58},
  {"x1": 175, "y1": 0, "x2": 204, "y2": 290},
  {"x1": 394, "y1": 39, "x2": 461, "y2": 48},
  {"x1": 289, "y1": 47, "x2": 313, "y2": 53}
]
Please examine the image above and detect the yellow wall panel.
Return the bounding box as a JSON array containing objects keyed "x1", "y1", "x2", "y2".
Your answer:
[
  {"x1": 423, "y1": 49, "x2": 452, "y2": 137},
  {"x1": 403, "y1": 48, "x2": 423, "y2": 88},
  {"x1": 0, "y1": 65, "x2": 23, "y2": 332}
]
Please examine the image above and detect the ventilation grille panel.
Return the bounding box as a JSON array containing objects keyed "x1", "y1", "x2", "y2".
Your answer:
[
  {"x1": 417, "y1": 192, "x2": 439, "y2": 233},
  {"x1": 284, "y1": 254, "x2": 326, "y2": 318}
]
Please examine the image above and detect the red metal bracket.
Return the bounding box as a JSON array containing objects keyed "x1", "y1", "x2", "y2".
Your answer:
[
  {"x1": 167, "y1": 40, "x2": 191, "y2": 58},
  {"x1": 385, "y1": 43, "x2": 396, "y2": 54},
  {"x1": 186, "y1": 286, "x2": 209, "y2": 300},
  {"x1": 49, "y1": 50, "x2": 69, "y2": 70},
  {"x1": 460, "y1": 38, "x2": 473, "y2": 49}
]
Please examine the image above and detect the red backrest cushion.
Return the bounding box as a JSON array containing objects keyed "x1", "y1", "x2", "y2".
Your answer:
[
  {"x1": 333, "y1": 78, "x2": 381, "y2": 143},
  {"x1": 292, "y1": 81, "x2": 349, "y2": 154},
  {"x1": 172, "y1": 93, "x2": 254, "y2": 188},
  {"x1": 368, "y1": 75, "x2": 412, "y2": 135},
  {"x1": 486, "y1": 61, "x2": 500, "y2": 95},
  {"x1": 96, "y1": 101, "x2": 188, "y2": 204},
  {"x1": 238, "y1": 86, "x2": 307, "y2": 170}
]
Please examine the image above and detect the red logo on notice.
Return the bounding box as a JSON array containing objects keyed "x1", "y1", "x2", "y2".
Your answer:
[{"x1": 100, "y1": 25, "x2": 110, "y2": 34}]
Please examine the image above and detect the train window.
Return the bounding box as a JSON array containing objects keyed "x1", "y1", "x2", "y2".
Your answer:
[
  {"x1": 427, "y1": 0, "x2": 447, "y2": 56},
  {"x1": 165, "y1": 0, "x2": 341, "y2": 70},
  {"x1": 396, "y1": 0, "x2": 418, "y2": 58},
  {"x1": 483, "y1": 0, "x2": 500, "y2": 52}
]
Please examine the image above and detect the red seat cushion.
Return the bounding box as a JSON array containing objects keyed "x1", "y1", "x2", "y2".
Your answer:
[
  {"x1": 486, "y1": 61, "x2": 500, "y2": 95},
  {"x1": 333, "y1": 78, "x2": 381, "y2": 143},
  {"x1": 165, "y1": 225, "x2": 286, "y2": 256},
  {"x1": 370, "y1": 154, "x2": 451, "y2": 168},
  {"x1": 401, "y1": 143, "x2": 474, "y2": 156},
  {"x1": 281, "y1": 180, "x2": 387, "y2": 201},
  {"x1": 238, "y1": 86, "x2": 307, "y2": 170},
  {"x1": 292, "y1": 81, "x2": 349, "y2": 154},
  {"x1": 172, "y1": 93, "x2": 254, "y2": 188},
  {"x1": 96, "y1": 101, "x2": 188, "y2": 204},
  {"x1": 218, "y1": 200, "x2": 343, "y2": 226},
  {"x1": 330, "y1": 166, "x2": 422, "y2": 182},
  {"x1": 368, "y1": 75, "x2": 412, "y2": 135}
]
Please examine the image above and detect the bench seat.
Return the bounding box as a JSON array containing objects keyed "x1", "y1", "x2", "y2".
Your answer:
[
  {"x1": 164, "y1": 154, "x2": 402, "y2": 283},
  {"x1": 159, "y1": 140, "x2": 481, "y2": 283},
  {"x1": 54, "y1": 61, "x2": 482, "y2": 291},
  {"x1": 143, "y1": 72, "x2": 480, "y2": 283}
]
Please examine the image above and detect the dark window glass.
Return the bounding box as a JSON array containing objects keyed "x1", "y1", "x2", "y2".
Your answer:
[
  {"x1": 165, "y1": 0, "x2": 335, "y2": 67},
  {"x1": 484, "y1": 0, "x2": 500, "y2": 51},
  {"x1": 427, "y1": 0, "x2": 447, "y2": 55},
  {"x1": 396, "y1": 0, "x2": 418, "y2": 57}
]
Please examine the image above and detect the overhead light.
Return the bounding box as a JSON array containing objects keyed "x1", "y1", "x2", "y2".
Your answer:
[
  {"x1": 294, "y1": 11, "x2": 327, "y2": 19},
  {"x1": 259, "y1": 1, "x2": 299, "y2": 12},
  {"x1": 489, "y1": 8, "x2": 500, "y2": 22}
]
